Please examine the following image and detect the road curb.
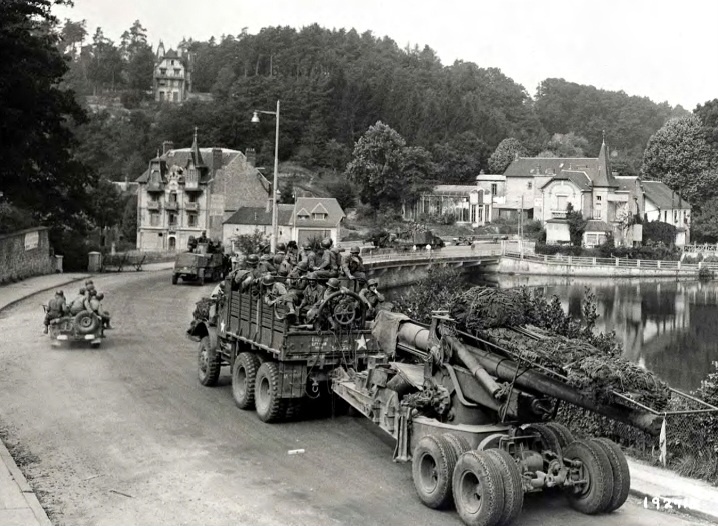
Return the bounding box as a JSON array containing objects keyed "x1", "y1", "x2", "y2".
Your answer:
[
  {"x1": 0, "y1": 438, "x2": 53, "y2": 526},
  {"x1": 0, "y1": 275, "x2": 90, "y2": 314},
  {"x1": 628, "y1": 487, "x2": 717, "y2": 524}
]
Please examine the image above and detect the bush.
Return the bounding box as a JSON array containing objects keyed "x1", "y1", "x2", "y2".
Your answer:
[
  {"x1": 704, "y1": 255, "x2": 718, "y2": 262},
  {"x1": 643, "y1": 221, "x2": 677, "y2": 246},
  {"x1": 534, "y1": 244, "x2": 584, "y2": 256},
  {"x1": 683, "y1": 253, "x2": 704, "y2": 264}
]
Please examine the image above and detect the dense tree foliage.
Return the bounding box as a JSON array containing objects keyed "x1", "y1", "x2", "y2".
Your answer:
[
  {"x1": 488, "y1": 138, "x2": 526, "y2": 173},
  {"x1": 642, "y1": 221, "x2": 677, "y2": 246},
  {"x1": 695, "y1": 99, "x2": 718, "y2": 150}
]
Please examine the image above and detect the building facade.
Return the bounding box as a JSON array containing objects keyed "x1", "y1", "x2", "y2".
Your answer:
[
  {"x1": 135, "y1": 132, "x2": 270, "y2": 251},
  {"x1": 153, "y1": 42, "x2": 192, "y2": 103}
]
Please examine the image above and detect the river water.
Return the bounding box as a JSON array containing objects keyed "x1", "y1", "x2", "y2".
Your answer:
[{"x1": 489, "y1": 275, "x2": 718, "y2": 392}]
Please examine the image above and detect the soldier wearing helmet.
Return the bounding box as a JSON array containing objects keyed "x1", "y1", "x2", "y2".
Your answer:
[
  {"x1": 342, "y1": 245, "x2": 366, "y2": 283},
  {"x1": 258, "y1": 253, "x2": 277, "y2": 274},
  {"x1": 43, "y1": 290, "x2": 67, "y2": 333},
  {"x1": 314, "y1": 237, "x2": 339, "y2": 279},
  {"x1": 234, "y1": 254, "x2": 263, "y2": 291},
  {"x1": 273, "y1": 242, "x2": 287, "y2": 268},
  {"x1": 68, "y1": 288, "x2": 87, "y2": 315},
  {"x1": 299, "y1": 242, "x2": 316, "y2": 269},
  {"x1": 359, "y1": 278, "x2": 386, "y2": 319},
  {"x1": 299, "y1": 272, "x2": 325, "y2": 320},
  {"x1": 93, "y1": 292, "x2": 112, "y2": 331}
]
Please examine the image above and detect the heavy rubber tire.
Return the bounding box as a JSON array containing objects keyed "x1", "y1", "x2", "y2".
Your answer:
[
  {"x1": 197, "y1": 336, "x2": 221, "y2": 387},
  {"x1": 591, "y1": 438, "x2": 630, "y2": 512},
  {"x1": 452, "y1": 450, "x2": 506, "y2": 526},
  {"x1": 444, "y1": 433, "x2": 472, "y2": 458},
  {"x1": 171, "y1": 273, "x2": 178, "y2": 284},
  {"x1": 563, "y1": 439, "x2": 614, "y2": 514},
  {"x1": 522, "y1": 423, "x2": 563, "y2": 458},
  {"x1": 254, "y1": 361, "x2": 285, "y2": 423},
  {"x1": 411, "y1": 435, "x2": 458, "y2": 510},
  {"x1": 484, "y1": 449, "x2": 524, "y2": 526},
  {"x1": 232, "y1": 352, "x2": 260, "y2": 410},
  {"x1": 74, "y1": 310, "x2": 100, "y2": 335},
  {"x1": 544, "y1": 422, "x2": 575, "y2": 448}
]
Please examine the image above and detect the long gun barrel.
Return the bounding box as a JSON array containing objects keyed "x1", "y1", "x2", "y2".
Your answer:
[{"x1": 395, "y1": 321, "x2": 662, "y2": 435}]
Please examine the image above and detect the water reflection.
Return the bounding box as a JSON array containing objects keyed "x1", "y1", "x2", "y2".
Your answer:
[{"x1": 496, "y1": 275, "x2": 718, "y2": 391}]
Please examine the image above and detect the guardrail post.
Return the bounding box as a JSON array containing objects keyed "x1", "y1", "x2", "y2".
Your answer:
[
  {"x1": 592, "y1": 257, "x2": 596, "y2": 266},
  {"x1": 699, "y1": 261, "x2": 703, "y2": 269},
  {"x1": 637, "y1": 259, "x2": 641, "y2": 268},
  {"x1": 657, "y1": 260, "x2": 661, "y2": 269},
  {"x1": 568, "y1": 256, "x2": 572, "y2": 266},
  {"x1": 615, "y1": 257, "x2": 619, "y2": 267},
  {"x1": 544, "y1": 255, "x2": 547, "y2": 263},
  {"x1": 678, "y1": 261, "x2": 681, "y2": 270}
]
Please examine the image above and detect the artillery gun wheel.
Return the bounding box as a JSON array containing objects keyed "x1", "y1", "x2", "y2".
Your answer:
[
  {"x1": 444, "y1": 433, "x2": 472, "y2": 458},
  {"x1": 232, "y1": 352, "x2": 260, "y2": 409},
  {"x1": 197, "y1": 336, "x2": 221, "y2": 387},
  {"x1": 544, "y1": 422, "x2": 575, "y2": 448},
  {"x1": 563, "y1": 439, "x2": 614, "y2": 514},
  {"x1": 590, "y1": 438, "x2": 630, "y2": 512},
  {"x1": 452, "y1": 450, "x2": 505, "y2": 526},
  {"x1": 521, "y1": 423, "x2": 563, "y2": 458},
  {"x1": 484, "y1": 449, "x2": 524, "y2": 526},
  {"x1": 412, "y1": 435, "x2": 458, "y2": 509},
  {"x1": 254, "y1": 361, "x2": 286, "y2": 423}
]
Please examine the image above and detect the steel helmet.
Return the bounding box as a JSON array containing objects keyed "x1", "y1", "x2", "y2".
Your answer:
[
  {"x1": 367, "y1": 278, "x2": 379, "y2": 287},
  {"x1": 260, "y1": 254, "x2": 272, "y2": 261},
  {"x1": 276, "y1": 242, "x2": 287, "y2": 252},
  {"x1": 350, "y1": 246, "x2": 360, "y2": 254},
  {"x1": 307, "y1": 272, "x2": 318, "y2": 281},
  {"x1": 302, "y1": 242, "x2": 311, "y2": 250},
  {"x1": 96, "y1": 292, "x2": 105, "y2": 300},
  {"x1": 246, "y1": 254, "x2": 259, "y2": 266},
  {"x1": 261, "y1": 274, "x2": 275, "y2": 286},
  {"x1": 321, "y1": 238, "x2": 333, "y2": 249},
  {"x1": 297, "y1": 261, "x2": 309, "y2": 271},
  {"x1": 55, "y1": 290, "x2": 64, "y2": 296},
  {"x1": 326, "y1": 278, "x2": 340, "y2": 290},
  {"x1": 79, "y1": 287, "x2": 86, "y2": 294}
]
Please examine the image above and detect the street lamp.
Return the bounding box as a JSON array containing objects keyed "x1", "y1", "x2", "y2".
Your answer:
[{"x1": 251, "y1": 100, "x2": 280, "y2": 253}]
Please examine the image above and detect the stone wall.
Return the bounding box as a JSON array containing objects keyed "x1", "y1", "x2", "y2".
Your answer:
[{"x1": 0, "y1": 227, "x2": 55, "y2": 283}]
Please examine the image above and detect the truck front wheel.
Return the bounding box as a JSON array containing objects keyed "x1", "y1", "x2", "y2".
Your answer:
[
  {"x1": 198, "y1": 336, "x2": 221, "y2": 387},
  {"x1": 254, "y1": 361, "x2": 285, "y2": 423}
]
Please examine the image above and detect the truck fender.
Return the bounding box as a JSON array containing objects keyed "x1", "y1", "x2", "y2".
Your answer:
[{"x1": 190, "y1": 321, "x2": 219, "y2": 351}]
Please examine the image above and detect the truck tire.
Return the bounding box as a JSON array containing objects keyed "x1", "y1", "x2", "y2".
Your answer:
[
  {"x1": 522, "y1": 423, "x2": 563, "y2": 458},
  {"x1": 232, "y1": 352, "x2": 260, "y2": 410},
  {"x1": 544, "y1": 422, "x2": 575, "y2": 448},
  {"x1": 590, "y1": 438, "x2": 630, "y2": 512},
  {"x1": 197, "y1": 336, "x2": 221, "y2": 387},
  {"x1": 411, "y1": 434, "x2": 458, "y2": 509},
  {"x1": 74, "y1": 310, "x2": 100, "y2": 335},
  {"x1": 484, "y1": 449, "x2": 524, "y2": 526},
  {"x1": 254, "y1": 361, "x2": 285, "y2": 423},
  {"x1": 452, "y1": 450, "x2": 505, "y2": 526},
  {"x1": 171, "y1": 273, "x2": 178, "y2": 284},
  {"x1": 563, "y1": 439, "x2": 614, "y2": 514},
  {"x1": 443, "y1": 433, "x2": 472, "y2": 458}
]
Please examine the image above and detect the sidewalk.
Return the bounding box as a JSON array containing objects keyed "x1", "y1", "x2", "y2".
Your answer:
[{"x1": 628, "y1": 458, "x2": 718, "y2": 522}]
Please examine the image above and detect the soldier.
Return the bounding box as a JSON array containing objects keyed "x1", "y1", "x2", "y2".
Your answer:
[
  {"x1": 286, "y1": 240, "x2": 299, "y2": 265},
  {"x1": 277, "y1": 253, "x2": 294, "y2": 277},
  {"x1": 93, "y1": 292, "x2": 112, "y2": 330},
  {"x1": 342, "y1": 246, "x2": 366, "y2": 283},
  {"x1": 314, "y1": 238, "x2": 339, "y2": 278},
  {"x1": 84, "y1": 279, "x2": 96, "y2": 295},
  {"x1": 299, "y1": 272, "x2": 325, "y2": 321},
  {"x1": 299, "y1": 242, "x2": 316, "y2": 269},
  {"x1": 263, "y1": 274, "x2": 300, "y2": 319},
  {"x1": 43, "y1": 290, "x2": 67, "y2": 333},
  {"x1": 68, "y1": 288, "x2": 87, "y2": 315},
  {"x1": 359, "y1": 278, "x2": 386, "y2": 318},
  {"x1": 234, "y1": 254, "x2": 262, "y2": 291},
  {"x1": 273, "y1": 242, "x2": 287, "y2": 268},
  {"x1": 198, "y1": 230, "x2": 208, "y2": 244},
  {"x1": 258, "y1": 253, "x2": 277, "y2": 274},
  {"x1": 287, "y1": 260, "x2": 309, "y2": 291}
]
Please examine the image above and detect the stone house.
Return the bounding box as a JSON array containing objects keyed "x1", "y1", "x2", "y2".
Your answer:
[
  {"x1": 135, "y1": 131, "x2": 270, "y2": 251},
  {"x1": 153, "y1": 42, "x2": 192, "y2": 103},
  {"x1": 224, "y1": 197, "x2": 345, "y2": 251}
]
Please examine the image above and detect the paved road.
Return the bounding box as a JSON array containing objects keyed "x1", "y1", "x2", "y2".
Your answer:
[{"x1": 0, "y1": 272, "x2": 708, "y2": 526}]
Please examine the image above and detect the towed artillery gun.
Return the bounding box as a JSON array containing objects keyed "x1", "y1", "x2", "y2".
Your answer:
[{"x1": 187, "y1": 281, "x2": 717, "y2": 526}]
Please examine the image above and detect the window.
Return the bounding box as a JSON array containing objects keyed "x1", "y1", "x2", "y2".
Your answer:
[
  {"x1": 174, "y1": 68, "x2": 181, "y2": 76},
  {"x1": 312, "y1": 212, "x2": 327, "y2": 220},
  {"x1": 158, "y1": 91, "x2": 165, "y2": 101},
  {"x1": 173, "y1": 92, "x2": 179, "y2": 102},
  {"x1": 170, "y1": 60, "x2": 174, "y2": 65},
  {"x1": 556, "y1": 195, "x2": 567, "y2": 210},
  {"x1": 596, "y1": 195, "x2": 602, "y2": 201},
  {"x1": 664, "y1": 211, "x2": 668, "y2": 222},
  {"x1": 168, "y1": 213, "x2": 177, "y2": 227},
  {"x1": 150, "y1": 212, "x2": 160, "y2": 226},
  {"x1": 527, "y1": 182, "x2": 533, "y2": 190},
  {"x1": 491, "y1": 183, "x2": 497, "y2": 195},
  {"x1": 160, "y1": 68, "x2": 166, "y2": 75},
  {"x1": 188, "y1": 193, "x2": 198, "y2": 203},
  {"x1": 188, "y1": 214, "x2": 197, "y2": 227},
  {"x1": 169, "y1": 192, "x2": 177, "y2": 203}
]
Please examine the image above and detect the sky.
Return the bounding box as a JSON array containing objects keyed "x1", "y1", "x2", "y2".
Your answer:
[{"x1": 53, "y1": 0, "x2": 718, "y2": 110}]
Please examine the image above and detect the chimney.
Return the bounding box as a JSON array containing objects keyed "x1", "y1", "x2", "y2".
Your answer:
[
  {"x1": 212, "y1": 148, "x2": 223, "y2": 174},
  {"x1": 162, "y1": 141, "x2": 174, "y2": 155},
  {"x1": 245, "y1": 147, "x2": 257, "y2": 167}
]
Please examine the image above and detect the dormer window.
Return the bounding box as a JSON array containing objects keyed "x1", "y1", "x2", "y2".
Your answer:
[
  {"x1": 312, "y1": 212, "x2": 327, "y2": 220},
  {"x1": 298, "y1": 213, "x2": 310, "y2": 220},
  {"x1": 160, "y1": 68, "x2": 166, "y2": 75}
]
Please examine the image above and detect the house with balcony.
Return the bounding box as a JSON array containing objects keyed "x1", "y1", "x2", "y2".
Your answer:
[
  {"x1": 153, "y1": 42, "x2": 192, "y2": 103},
  {"x1": 135, "y1": 131, "x2": 270, "y2": 251}
]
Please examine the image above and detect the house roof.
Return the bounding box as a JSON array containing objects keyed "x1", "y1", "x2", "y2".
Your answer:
[
  {"x1": 136, "y1": 147, "x2": 241, "y2": 183},
  {"x1": 292, "y1": 197, "x2": 345, "y2": 227},
  {"x1": 431, "y1": 185, "x2": 482, "y2": 196},
  {"x1": 585, "y1": 220, "x2": 613, "y2": 232},
  {"x1": 476, "y1": 174, "x2": 506, "y2": 182},
  {"x1": 540, "y1": 170, "x2": 592, "y2": 192},
  {"x1": 505, "y1": 140, "x2": 616, "y2": 188},
  {"x1": 224, "y1": 205, "x2": 294, "y2": 226},
  {"x1": 642, "y1": 181, "x2": 691, "y2": 210}
]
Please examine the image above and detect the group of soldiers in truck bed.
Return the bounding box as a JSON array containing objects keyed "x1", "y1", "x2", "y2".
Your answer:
[{"x1": 226, "y1": 237, "x2": 387, "y2": 326}]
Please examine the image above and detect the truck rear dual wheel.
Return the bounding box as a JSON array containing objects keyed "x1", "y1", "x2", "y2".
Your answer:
[
  {"x1": 522, "y1": 423, "x2": 563, "y2": 458},
  {"x1": 563, "y1": 439, "x2": 614, "y2": 514},
  {"x1": 452, "y1": 450, "x2": 506, "y2": 526},
  {"x1": 254, "y1": 361, "x2": 286, "y2": 423},
  {"x1": 232, "y1": 352, "x2": 260, "y2": 409},
  {"x1": 484, "y1": 449, "x2": 524, "y2": 526},
  {"x1": 412, "y1": 434, "x2": 458, "y2": 510},
  {"x1": 590, "y1": 438, "x2": 630, "y2": 512},
  {"x1": 544, "y1": 422, "x2": 575, "y2": 448}
]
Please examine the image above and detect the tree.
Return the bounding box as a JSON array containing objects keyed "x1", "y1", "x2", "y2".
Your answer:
[
  {"x1": 345, "y1": 121, "x2": 407, "y2": 208},
  {"x1": 86, "y1": 178, "x2": 125, "y2": 246},
  {"x1": 325, "y1": 180, "x2": 356, "y2": 211},
  {"x1": 488, "y1": 138, "x2": 525, "y2": 173},
  {"x1": 640, "y1": 116, "x2": 716, "y2": 204},
  {"x1": 544, "y1": 132, "x2": 589, "y2": 157},
  {"x1": 120, "y1": 194, "x2": 138, "y2": 243},
  {"x1": 279, "y1": 183, "x2": 294, "y2": 204},
  {"x1": 694, "y1": 98, "x2": 718, "y2": 149},
  {"x1": 566, "y1": 203, "x2": 587, "y2": 246},
  {"x1": 642, "y1": 221, "x2": 676, "y2": 246},
  {"x1": 0, "y1": 0, "x2": 91, "y2": 225},
  {"x1": 432, "y1": 131, "x2": 488, "y2": 182}
]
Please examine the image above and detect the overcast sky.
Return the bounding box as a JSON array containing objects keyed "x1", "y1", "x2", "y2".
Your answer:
[{"x1": 53, "y1": 0, "x2": 717, "y2": 110}]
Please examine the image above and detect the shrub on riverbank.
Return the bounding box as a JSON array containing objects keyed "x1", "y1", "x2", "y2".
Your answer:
[{"x1": 535, "y1": 242, "x2": 681, "y2": 261}]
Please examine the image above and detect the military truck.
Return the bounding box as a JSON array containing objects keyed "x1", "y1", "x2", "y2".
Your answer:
[{"x1": 172, "y1": 242, "x2": 226, "y2": 285}]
